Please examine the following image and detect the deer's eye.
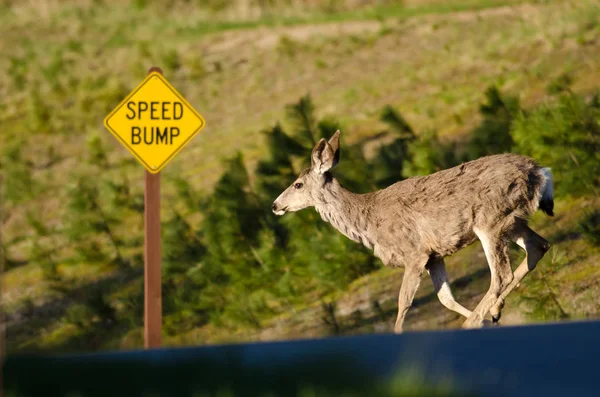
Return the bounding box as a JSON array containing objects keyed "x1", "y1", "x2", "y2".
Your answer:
[{"x1": 294, "y1": 182, "x2": 303, "y2": 189}]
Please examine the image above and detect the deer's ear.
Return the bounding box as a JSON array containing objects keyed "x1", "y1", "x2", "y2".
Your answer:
[
  {"x1": 327, "y1": 130, "x2": 341, "y2": 167},
  {"x1": 311, "y1": 134, "x2": 339, "y2": 174}
]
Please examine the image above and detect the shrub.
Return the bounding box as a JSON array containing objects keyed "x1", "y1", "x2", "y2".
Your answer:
[
  {"x1": 0, "y1": 140, "x2": 36, "y2": 204},
  {"x1": 373, "y1": 105, "x2": 415, "y2": 187},
  {"x1": 466, "y1": 86, "x2": 519, "y2": 160},
  {"x1": 578, "y1": 210, "x2": 600, "y2": 246},
  {"x1": 403, "y1": 129, "x2": 460, "y2": 178},
  {"x1": 511, "y1": 93, "x2": 600, "y2": 195}
]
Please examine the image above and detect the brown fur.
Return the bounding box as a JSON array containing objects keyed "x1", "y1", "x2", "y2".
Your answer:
[
  {"x1": 272, "y1": 132, "x2": 553, "y2": 332},
  {"x1": 354, "y1": 153, "x2": 547, "y2": 265}
]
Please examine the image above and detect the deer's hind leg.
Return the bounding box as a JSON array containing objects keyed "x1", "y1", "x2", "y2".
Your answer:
[
  {"x1": 490, "y1": 223, "x2": 551, "y2": 323},
  {"x1": 463, "y1": 228, "x2": 514, "y2": 329},
  {"x1": 426, "y1": 256, "x2": 472, "y2": 319}
]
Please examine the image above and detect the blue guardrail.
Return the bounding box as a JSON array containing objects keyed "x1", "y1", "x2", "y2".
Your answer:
[{"x1": 4, "y1": 320, "x2": 600, "y2": 397}]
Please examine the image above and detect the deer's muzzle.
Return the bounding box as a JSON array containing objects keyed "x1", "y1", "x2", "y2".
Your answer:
[{"x1": 271, "y1": 202, "x2": 287, "y2": 216}]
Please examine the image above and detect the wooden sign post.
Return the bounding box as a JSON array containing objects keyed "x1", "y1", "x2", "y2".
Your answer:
[
  {"x1": 144, "y1": 159, "x2": 162, "y2": 348},
  {"x1": 104, "y1": 67, "x2": 205, "y2": 348},
  {"x1": 143, "y1": 66, "x2": 163, "y2": 349}
]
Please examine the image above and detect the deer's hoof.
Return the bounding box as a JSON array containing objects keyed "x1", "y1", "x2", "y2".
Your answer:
[
  {"x1": 393, "y1": 321, "x2": 404, "y2": 334},
  {"x1": 490, "y1": 300, "x2": 504, "y2": 321}
]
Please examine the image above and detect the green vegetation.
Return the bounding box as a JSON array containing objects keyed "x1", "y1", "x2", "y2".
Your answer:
[
  {"x1": 512, "y1": 92, "x2": 600, "y2": 194},
  {"x1": 2, "y1": 0, "x2": 600, "y2": 353}
]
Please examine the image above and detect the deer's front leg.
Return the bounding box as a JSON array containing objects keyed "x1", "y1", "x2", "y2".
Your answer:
[{"x1": 394, "y1": 263, "x2": 425, "y2": 334}]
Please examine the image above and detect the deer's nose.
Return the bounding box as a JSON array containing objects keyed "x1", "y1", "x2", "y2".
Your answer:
[{"x1": 272, "y1": 203, "x2": 278, "y2": 211}]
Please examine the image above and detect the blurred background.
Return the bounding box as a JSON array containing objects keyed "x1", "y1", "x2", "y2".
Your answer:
[{"x1": 0, "y1": 0, "x2": 599, "y2": 355}]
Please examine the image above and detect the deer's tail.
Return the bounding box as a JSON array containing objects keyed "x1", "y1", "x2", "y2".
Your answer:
[{"x1": 539, "y1": 167, "x2": 554, "y2": 216}]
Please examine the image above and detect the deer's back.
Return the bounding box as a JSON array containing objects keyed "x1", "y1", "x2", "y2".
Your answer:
[{"x1": 370, "y1": 154, "x2": 546, "y2": 262}]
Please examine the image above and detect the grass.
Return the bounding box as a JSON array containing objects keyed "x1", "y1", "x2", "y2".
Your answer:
[{"x1": 2, "y1": 0, "x2": 600, "y2": 352}]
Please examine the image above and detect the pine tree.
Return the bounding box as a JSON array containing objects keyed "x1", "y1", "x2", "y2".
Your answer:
[
  {"x1": 402, "y1": 129, "x2": 460, "y2": 177},
  {"x1": 197, "y1": 154, "x2": 274, "y2": 326},
  {"x1": 273, "y1": 100, "x2": 378, "y2": 291},
  {"x1": 255, "y1": 123, "x2": 304, "y2": 203},
  {"x1": 373, "y1": 105, "x2": 416, "y2": 187},
  {"x1": 467, "y1": 86, "x2": 519, "y2": 160},
  {"x1": 162, "y1": 209, "x2": 207, "y2": 334},
  {"x1": 511, "y1": 92, "x2": 600, "y2": 194},
  {"x1": 285, "y1": 95, "x2": 318, "y2": 148},
  {"x1": 64, "y1": 176, "x2": 126, "y2": 267}
]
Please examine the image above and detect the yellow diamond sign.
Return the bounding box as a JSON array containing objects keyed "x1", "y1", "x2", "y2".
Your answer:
[{"x1": 104, "y1": 72, "x2": 205, "y2": 173}]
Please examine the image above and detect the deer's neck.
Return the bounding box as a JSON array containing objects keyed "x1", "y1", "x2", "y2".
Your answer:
[{"x1": 315, "y1": 178, "x2": 375, "y2": 250}]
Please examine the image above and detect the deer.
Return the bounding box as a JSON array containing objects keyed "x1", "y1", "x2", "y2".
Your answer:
[{"x1": 271, "y1": 130, "x2": 554, "y2": 333}]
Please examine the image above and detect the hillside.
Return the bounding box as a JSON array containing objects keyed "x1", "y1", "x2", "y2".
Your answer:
[{"x1": 1, "y1": 0, "x2": 599, "y2": 353}]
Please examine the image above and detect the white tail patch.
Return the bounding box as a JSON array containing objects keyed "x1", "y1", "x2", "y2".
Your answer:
[{"x1": 541, "y1": 167, "x2": 554, "y2": 202}]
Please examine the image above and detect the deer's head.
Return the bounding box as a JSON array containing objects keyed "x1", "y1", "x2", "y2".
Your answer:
[{"x1": 272, "y1": 130, "x2": 341, "y2": 215}]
